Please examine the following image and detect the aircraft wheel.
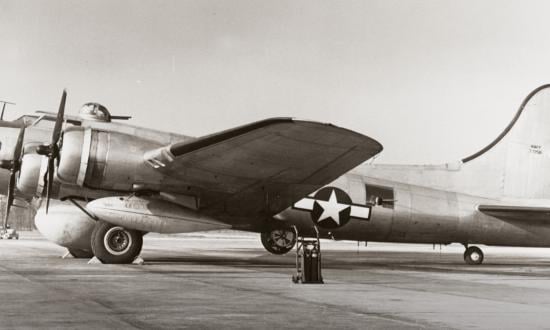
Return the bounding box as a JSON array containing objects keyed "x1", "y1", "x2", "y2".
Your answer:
[
  {"x1": 464, "y1": 246, "x2": 484, "y2": 265},
  {"x1": 68, "y1": 248, "x2": 94, "y2": 259},
  {"x1": 261, "y1": 227, "x2": 297, "y2": 255},
  {"x1": 91, "y1": 221, "x2": 143, "y2": 264}
]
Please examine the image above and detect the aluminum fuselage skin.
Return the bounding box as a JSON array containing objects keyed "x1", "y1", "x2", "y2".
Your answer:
[{"x1": 277, "y1": 170, "x2": 550, "y2": 247}]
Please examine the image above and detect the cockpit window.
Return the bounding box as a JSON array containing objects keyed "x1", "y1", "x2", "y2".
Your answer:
[
  {"x1": 15, "y1": 115, "x2": 39, "y2": 126},
  {"x1": 31, "y1": 116, "x2": 56, "y2": 130},
  {"x1": 29, "y1": 113, "x2": 82, "y2": 129}
]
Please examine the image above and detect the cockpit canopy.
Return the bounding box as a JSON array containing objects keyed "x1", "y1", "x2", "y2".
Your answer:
[{"x1": 79, "y1": 103, "x2": 112, "y2": 122}]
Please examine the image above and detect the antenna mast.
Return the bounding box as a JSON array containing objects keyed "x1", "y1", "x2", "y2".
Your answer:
[{"x1": 0, "y1": 100, "x2": 15, "y2": 120}]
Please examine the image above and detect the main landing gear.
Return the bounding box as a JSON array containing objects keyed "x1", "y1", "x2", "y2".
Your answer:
[
  {"x1": 68, "y1": 248, "x2": 94, "y2": 259},
  {"x1": 91, "y1": 221, "x2": 143, "y2": 264},
  {"x1": 463, "y1": 245, "x2": 484, "y2": 265},
  {"x1": 261, "y1": 227, "x2": 297, "y2": 255}
]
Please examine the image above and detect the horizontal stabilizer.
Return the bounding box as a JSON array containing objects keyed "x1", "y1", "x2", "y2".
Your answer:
[{"x1": 478, "y1": 205, "x2": 550, "y2": 222}]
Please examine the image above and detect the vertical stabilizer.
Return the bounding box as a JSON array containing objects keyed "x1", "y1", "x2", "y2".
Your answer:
[{"x1": 462, "y1": 84, "x2": 550, "y2": 199}]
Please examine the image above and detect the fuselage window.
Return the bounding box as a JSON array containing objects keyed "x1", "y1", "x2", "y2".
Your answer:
[{"x1": 365, "y1": 183, "x2": 395, "y2": 209}]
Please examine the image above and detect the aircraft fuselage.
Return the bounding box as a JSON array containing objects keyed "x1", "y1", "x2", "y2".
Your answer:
[
  {"x1": 3, "y1": 115, "x2": 547, "y2": 250},
  {"x1": 5, "y1": 83, "x2": 550, "y2": 265},
  {"x1": 277, "y1": 171, "x2": 550, "y2": 248}
]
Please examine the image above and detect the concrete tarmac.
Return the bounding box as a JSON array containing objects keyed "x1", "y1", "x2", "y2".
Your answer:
[{"x1": 1, "y1": 232, "x2": 550, "y2": 329}]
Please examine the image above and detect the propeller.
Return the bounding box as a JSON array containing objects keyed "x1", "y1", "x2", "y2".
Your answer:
[
  {"x1": 2, "y1": 126, "x2": 25, "y2": 230},
  {"x1": 36, "y1": 90, "x2": 66, "y2": 213}
]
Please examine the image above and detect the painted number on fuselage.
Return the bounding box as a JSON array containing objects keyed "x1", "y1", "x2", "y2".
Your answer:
[
  {"x1": 293, "y1": 187, "x2": 371, "y2": 229},
  {"x1": 530, "y1": 144, "x2": 543, "y2": 155}
]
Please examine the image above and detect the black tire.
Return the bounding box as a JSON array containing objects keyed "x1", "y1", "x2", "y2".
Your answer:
[
  {"x1": 261, "y1": 228, "x2": 297, "y2": 255},
  {"x1": 91, "y1": 221, "x2": 143, "y2": 264},
  {"x1": 464, "y1": 246, "x2": 484, "y2": 265},
  {"x1": 68, "y1": 248, "x2": 94, "y2": 259}
]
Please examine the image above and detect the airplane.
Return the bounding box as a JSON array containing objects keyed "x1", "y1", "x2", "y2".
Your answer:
[{"x1": 0, "y1": 84, "x2": 549, "y2": 265}]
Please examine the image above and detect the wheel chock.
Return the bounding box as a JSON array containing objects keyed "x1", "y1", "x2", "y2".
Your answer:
[
  {"x1": 61, "y1": 251, "x2": 73, "y2": 259},
  {"x1": 87, "y1": 256, "x2": 144, "y2": 265},
  {"x1": 132, "y1": 257, "x2": 145, "y2": 265},
  {"x1": 87, "y1": 256, "x2": 104, "y2": 264}
]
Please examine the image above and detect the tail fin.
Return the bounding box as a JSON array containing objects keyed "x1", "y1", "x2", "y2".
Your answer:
[{"x1": 462, "y1": 84, "x2": 550, "y2": 199}]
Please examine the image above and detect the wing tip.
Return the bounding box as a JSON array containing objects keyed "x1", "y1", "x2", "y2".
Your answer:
[{"x1": 289, "y1": 117, "x2": 384, "y2": 154}]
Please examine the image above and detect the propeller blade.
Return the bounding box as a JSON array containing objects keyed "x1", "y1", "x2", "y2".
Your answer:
[
  {"x1": 2, "y1": 126, "x2": 25, "y2": 228},
  {"x1": 13, "y1": 126, "x2": 24, "y2": 170},
  {"x1": 45, "y1": 157, "x2": 55, "y2": 213},
  {"x1": 52, "y1": 89, "x2": 66, "y2": 145},
  {"x1": 3, "y1": 170, "x2": 16, "y2": 229},
  {"x1": 36, "y1": 90, "x2": 66, "y2": 213},
  {"x1": 42, "y1": 167, "x2": 48, "y2": 197}
]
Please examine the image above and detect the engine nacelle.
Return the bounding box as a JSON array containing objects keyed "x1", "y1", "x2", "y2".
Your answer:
[
  {"x1": 57, "y1": 127, "x2": 164, "y2": 192},
  {"x1": 17, "y1": 153, "x2": 44, "y2": 197},
  {"x1": 34, "y1": 201, "x2": 96, "y2": 250},
  {"x1": 86, "y1": 196, "x2": 230, "y2": 233}
]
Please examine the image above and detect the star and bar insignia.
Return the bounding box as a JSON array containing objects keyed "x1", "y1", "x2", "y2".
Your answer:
[{"x1": 293, "y1": 187, "x2": 371, "y2": 229}]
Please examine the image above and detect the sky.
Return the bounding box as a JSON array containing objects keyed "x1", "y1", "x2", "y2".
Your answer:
[{"x1": 1, "y1": 0, "x2": 550, "y2": 164}]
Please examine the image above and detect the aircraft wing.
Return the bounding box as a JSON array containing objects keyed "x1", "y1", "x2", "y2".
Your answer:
[
  {"x1": 478, "y1": 205, "x2": 550, "y2": 222},
  {"x1": 146, "y1": 117, "x2": 382, "y2": 215}
]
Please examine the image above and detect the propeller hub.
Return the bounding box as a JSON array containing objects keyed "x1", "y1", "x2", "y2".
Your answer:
[
  {"x1": 0, "y1": 160, "x2": 13, "y2": 170},
  {"x1": 36, "y1": 144, "x2": 49, "y2": 156},
  {"x1": 36, "y1": 144, "x2": 57, "y2": 157}
]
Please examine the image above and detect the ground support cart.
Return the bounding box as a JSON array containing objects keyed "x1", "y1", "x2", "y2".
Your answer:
[{"x1": 292, "y1": 226, "x2": 323, "y2": 284}]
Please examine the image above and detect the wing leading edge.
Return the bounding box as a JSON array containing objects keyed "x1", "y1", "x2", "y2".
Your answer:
[{"x1": 145, "y1": 118, "x2": 383, "y2": 216}]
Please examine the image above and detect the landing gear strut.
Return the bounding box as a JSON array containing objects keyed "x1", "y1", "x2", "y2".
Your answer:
[
  {"x1": 464, "y1": 246, "x2": 484, "y2": 265},
  {"x1": 91, "y1": 221, "x2": 143, "y2": 264}
]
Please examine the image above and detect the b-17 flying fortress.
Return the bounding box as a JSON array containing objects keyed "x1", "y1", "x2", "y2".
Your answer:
[{"x1": 1, "y1": 85, "x2": 550, "y2": 266}]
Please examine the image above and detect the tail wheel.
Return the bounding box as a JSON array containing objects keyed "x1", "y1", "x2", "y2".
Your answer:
[
  {"x1": 91, "y1": 221, "x2": 143, "y2": 264},
  {"x1": 464, "y1": 246, "x2": 484, "y2": 265},
  {"x1": 261, "y1": 227, "x2": 297, "y2": 255},
  {"x1": 68, "y1": 248, "x2": 94, "y2": 259}
]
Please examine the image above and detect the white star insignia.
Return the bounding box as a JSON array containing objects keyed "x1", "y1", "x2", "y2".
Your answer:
[{"x1": 315, "y1": 190, "x2": 350, "y2": 225}]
